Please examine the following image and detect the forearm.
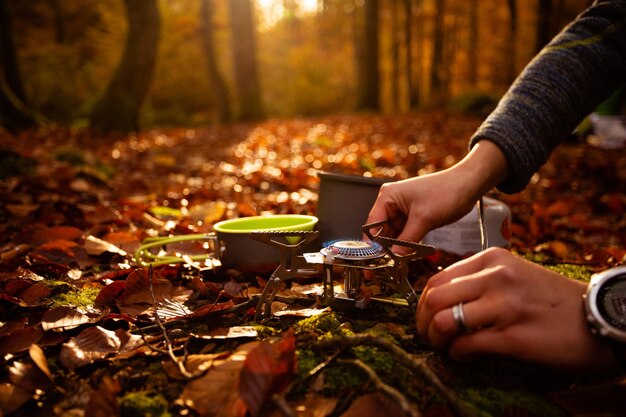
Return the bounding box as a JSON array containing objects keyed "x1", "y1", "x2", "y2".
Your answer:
[
  {"x1": 448, "y1": 140, "x2": 508, "y2": 202},
  {"x1": 471, "y1": 0, "x2": 626, "y2": 193}
]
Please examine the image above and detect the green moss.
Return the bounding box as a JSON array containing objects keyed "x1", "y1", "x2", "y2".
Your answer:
[
  {"x1": 293, "y1": 312, "x2": 342, "y2": 337},
  {"x1": 120, "y1": 391, "x2": 171, "y2": 417},
  {"x1": 253, "y1": 324, "x2": 280, "y2": 338},
  {"x1": 352, "y1": 346, "x2": 395, "y2": 375},
  {"x1": 53, "y1": 147, "x2": 86, "y2": 166},
  {"x1": 323, "y1": 363, "x2": 367, "y2": 393},
  {"x1": 0, "y1": 149, "x2": 37, "y2": 179},
  {"x1": 51, "y1": 286, "x2": 100, "y2": 309},
  {"x1": 522, "y1": 252, "x2": 595, "y2": 282},
  {"x1": 542, "y1": 263, "x2": 594, "y2": 282},
  {"x1": 460, "y1": 387, "x2": 567, "y2": 417},
  {"x1": 296, "y1": 349, "x2": 319, "y2": 376}
]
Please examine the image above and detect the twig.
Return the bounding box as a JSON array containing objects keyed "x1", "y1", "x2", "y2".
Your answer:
[
  {"x1": 337, "y1": 358, "x2": 422, "y2": 417},
  {"x1": 132, "y1": 296, "x2": 258, "y2": 335},
  {"x1": 312, "y1": 334, "x2": 476, "y2": 417},
  {"x1": 147, "y1": 265, "x2": 194, "y2": 379},
  {"x1": 272, "y1": 350, "x2": 342, "y2": 417},
  {"x1": 133, "y1": 293, "x2": 316, "y2": 335},
  {"x1": 272, "y1": 395, "x2": 297, "y2": 417}
]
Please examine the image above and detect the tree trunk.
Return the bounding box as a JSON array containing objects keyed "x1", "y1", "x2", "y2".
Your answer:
[
  {"x1": 411, "y1": 0, "x2": 423, "y2": 107},
  {"x1": 50, "y1": 0, "x2": 66, "y2": 44},
  {"x1": 403, "y1": 0, "x2": 411, "y2": 107},
  {"x1": 391, "y1": 0, "x2": 399, "y2": 112},
  {"x1": 89, "y1": 0, "x2": 160, "y2": 133},
  {"x1": 429, "y1": 0, "x2": 445, "y2": 104},
  {"x1": 355, "y1": 0, "x2": 380, "y2": 111},
  {"x1": 1, "y1": 0, "x2": 27, "y2": 103},
  {"x1": 0, "y1": 0, "x2": 36, "y2": 131},
  {"x1": 468, "y1": 0, "x2": 478, "y2": 87},
  {"x1": 507, "y1": 0, "x2": 517, "y2": 84},
  {"x1": 200, "y1": 0, "x2": 231, "y2": 124},
  {"x1": 228, "y1": 0, "x2": 264, "y2": 121},
  {"x1": 536, "y1": 0, "x2": 552, "y2": 52}
]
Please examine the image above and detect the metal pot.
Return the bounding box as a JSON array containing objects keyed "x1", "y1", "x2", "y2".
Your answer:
[
  {"x1": 316, "y1": 171, "x2": 391, "y2": 245},
  {"x1": 214, "y1": 214, "x2": 318, "y2": 269}
]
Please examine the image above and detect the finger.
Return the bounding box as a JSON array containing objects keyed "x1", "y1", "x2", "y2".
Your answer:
[
  {"x1": 425, "y1": 298, "x2": 498, "y2": 348},
  {"x1": 396, "y1": 216, "x2": 430, "y2": 246},
  {"x1": 448, "y1": 328, "x2": 525, "y2": 363},
  {"x1": 421, "y1": 248, "x2": 505, "y2": 294},
  {"x1": 416, "y1": 272, "x2": 487, "y2": 338}
]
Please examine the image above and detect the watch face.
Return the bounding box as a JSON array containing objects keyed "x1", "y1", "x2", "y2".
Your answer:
[{"x1": 597, "y1": 273, "x2": 626, "y2": 331}]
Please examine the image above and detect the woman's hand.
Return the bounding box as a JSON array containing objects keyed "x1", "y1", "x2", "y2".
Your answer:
[
  {"x1": 366, "y1": 140, "x2": 508, "y2": 248},
  {"x1": 417, "y1": 247, "x2": 617, "y2": 370}
]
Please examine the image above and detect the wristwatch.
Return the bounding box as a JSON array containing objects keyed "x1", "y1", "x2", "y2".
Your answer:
[{"x1": 584, "y1": 266, "x2": 626, "y2": 368}]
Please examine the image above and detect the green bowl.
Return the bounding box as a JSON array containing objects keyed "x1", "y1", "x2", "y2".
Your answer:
[
  {"x1": 214, "y1": 215, "x2": 318, "y2": 268},
  {"x1": 214, "y1": 215, "x2": 317, "y2": 234}
]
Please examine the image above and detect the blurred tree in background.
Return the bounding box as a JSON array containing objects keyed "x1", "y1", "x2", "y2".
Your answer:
[
  {"x1": 1, "y1": 0, "x2": 592, "y2": 132},
  {"x1": 89, "y1": 0, "x2": 160, "y2": 132},
  {"x1": 0, "y1": 0, "x2": 37, "y2": 131}
]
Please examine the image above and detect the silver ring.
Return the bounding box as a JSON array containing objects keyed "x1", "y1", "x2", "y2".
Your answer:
[{"x1": 452, "y1": 302, "x2": 470, "y2": 333}]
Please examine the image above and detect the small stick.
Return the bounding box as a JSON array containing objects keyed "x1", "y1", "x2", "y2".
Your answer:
[
  {"x1": 147, "y1": 265, "x2": 194, "y2": 379},
  {"x1": 312, "y1": 334, "x2": 476, "y2": 417},
  {"x1": 338, "y1": 358, "x2": 422, "y2": 417}
]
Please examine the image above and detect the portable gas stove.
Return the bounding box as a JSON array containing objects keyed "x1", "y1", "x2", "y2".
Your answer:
[{"x1": 250, "y1": 220, "x2": 436, "y2": 320}]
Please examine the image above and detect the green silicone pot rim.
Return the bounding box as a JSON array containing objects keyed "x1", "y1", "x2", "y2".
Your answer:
[{"x1": 213, "y1": 215, "x2": 318, "y2": 234}]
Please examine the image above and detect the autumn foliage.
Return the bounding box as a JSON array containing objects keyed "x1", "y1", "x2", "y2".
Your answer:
[{"x1": 0, "y1": 112, "x2": 625, "y2": 416}]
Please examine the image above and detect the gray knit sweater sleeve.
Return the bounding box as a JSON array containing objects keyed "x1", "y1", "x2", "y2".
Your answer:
[{"x1": 470, "y1": 0, "x2": 626, "y2": 194}]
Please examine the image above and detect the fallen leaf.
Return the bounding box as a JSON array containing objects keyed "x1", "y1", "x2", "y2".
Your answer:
[
  {"x1": 35, "y1": 226, "x2": 83, "y2": 244},
  {"x1": 191, "y1": 326, "x2": 259, "y2": 340},
  {"x1": 0, "y1": 383, "x2": 33, "y2": 415},
  {"x1": 59, "y1": 326, "x2": 122, "y2": 369},
  {"x1": 30, "y1": 239, "x2": 90, "y2": 267},
  {"x1": 84, "y1": 377, "x2": 120, "y2": 417},
  {"x1": 118, "y1": 268, "x2": 174, "y2": 305},
  {"x1": 0, "y1": 327, "x2": 44, "y2": 355},
  {"x1": 341, "y1": 392, "x2": 409, "y2": 417},
  {"x1": 18, "y1": 282, "x2": 51, "y2": 304},
  {"x1": 41, "y1": 306, "x2": 92, "y2": 331},
  {"x1": 84, "y1": 235, "x2": 127, "y2": 256},
  {"x1": 182, "y1": 343, "x2": 255, "y2": 417},
  {"x1": 162, "y1": 352, "x2": 231, "y2": 380},
  {"x1": 103, "y1": 231, "x2": 141, "y2": 254},
  {"x1": 239, "y1": 331, "x2": 297, "y2": 416},
  {"x1": 273, "y1": 307, "x2": 331, "y2": 317},
  {"x1": 29, "y1": 344, "x2": 53, "y2": 380},
  {"x1": 8, "y1": 360, "x2": 53, "y2": 391}
]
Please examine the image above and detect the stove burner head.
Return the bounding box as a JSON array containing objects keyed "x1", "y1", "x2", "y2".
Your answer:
[{"x1": 321, "y1": 239, "x2": 385, "y2": 261}]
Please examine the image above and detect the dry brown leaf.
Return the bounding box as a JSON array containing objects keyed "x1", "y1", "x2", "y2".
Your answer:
[
  {"x1": 28, "y1": 344, "x2": 52, "y2": 380},
  {"x1": 181, "y1": 342, "x2": 258, "y2": 417},
  {"x1": 35, "y1": 226, "x2": 83, "y2": 244},
  {"x1": 59, "y1": 326, "x2": 122, "y2": 369},
  {"x1": 162, "y1": 352, "x2": 231, "y2": 380},
  {"x1": 41, "y1": 306, "x2": 92, "y2": 331},
  {"x1": 84, "y1": 377, "x2": 120, "y2": 417},
  {"x1": 0, "y1": 383, "x2": 33, "y2": 415},
  {"x1": 0, "y1": 327, "x2": 44, "y2": 355},
  {"x1": 30, "y1": 239, "x2": 91, "y2": 267},
  {"x1": 341, "y1": 392, "x2": 409, "y2": 417},
  {"x1": 239, "y1": 331, "x2": 296, "y2": 417},
  {"x1": 191, "y1": 326, "x2": 259, "y2": 340},
  {"x1": 102, "y1": 231, "x2": 141, "y2": 254},
  {"x1": 18, "y1": 287, "x2": 50, "y2": 307},
  {"x1": 8, "y1": 361, "x2": 53, "y2": 392},
  {"x1": 118, "y1": 268, "x2": 174, "y2": 305},
  {"x1": 84, "y1": 235, "x2": 127, "y2": 256}
]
